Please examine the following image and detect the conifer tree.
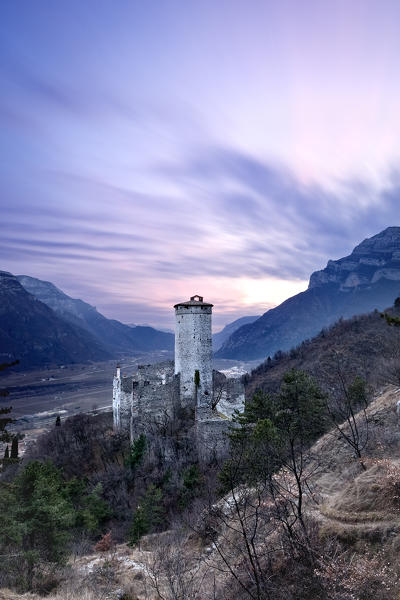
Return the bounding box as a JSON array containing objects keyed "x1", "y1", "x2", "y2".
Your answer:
[
  {"x1": 55, "y1": 415, "x2": 61, "y2": 427},
  {"x1": 125, "y1": 433, "x2": 147, "y2": 469},
  {"x1": 129, "y1": 484, "x2": 164, "y2": 548},
  {"x1": 2, "y1": 445, "x2": 9, "y2": 469},
  {"x1": 0, "y1": 460, "x2": 111, "y2": 590},
  {"x1": 10, "y1": 436, "x2": 18, "y2": 460},
  {"x1": 0, "y1": 360, "x2": 18, "y2": 445}
]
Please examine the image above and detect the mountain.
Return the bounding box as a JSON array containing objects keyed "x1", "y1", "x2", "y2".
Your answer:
[
  {"x1": 0, "y1": 271, "x2": 111, "y2": 368},
  {"x1": 212, "y1": 315, "x2": 260, "y2": 351},
  {"x1": 245, "y1": 301, "x2": 400, "y2": 397},
  {"x1": 17, "y1": 275, "x2": 174, "y2": 354},
  {"x1": 128, "y1": 323, "x2": 175, "y2": 334},
  {"x1": 216, "y1": 227, "x2": 400, "y2": 360}
]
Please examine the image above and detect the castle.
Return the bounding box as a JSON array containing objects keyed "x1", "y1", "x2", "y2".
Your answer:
[{"x1": 112, "y1": 295, "x2": 245, "y2": 460}]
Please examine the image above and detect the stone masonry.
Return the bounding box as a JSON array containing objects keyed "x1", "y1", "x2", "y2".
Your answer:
[{"x1": 113, "y1": 295, "x2": 244, "y2": 461}]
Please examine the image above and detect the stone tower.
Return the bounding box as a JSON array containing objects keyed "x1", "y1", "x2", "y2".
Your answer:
[{"x1": 174, "y1": 295, "x2": 213, "y2": 409}]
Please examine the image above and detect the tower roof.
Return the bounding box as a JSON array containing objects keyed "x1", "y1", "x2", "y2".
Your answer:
[{"x1": 174, "y1": 294, "x2": 213, "y2": 308}]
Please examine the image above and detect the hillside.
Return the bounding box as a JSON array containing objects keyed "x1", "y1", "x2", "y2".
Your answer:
[
  {"x1": 2, "y1": 295, "x2": 400, "y2": 599},
  {"x1": 0, "y1": 271, "x2": 111, "y2": 368},
  {"x1": 3, "y1": 385, "x2": 400, "y2": 600},
  {"x1": 216, "y1": 226, "x2": 400, "y2": 360},
  {"x1": 212, "y1": 315, "x2": 260, "y2": 351},
  {"x1": 17, "y1": 275, "x2": 174, "y2": 355},
  {"x1": 245, "y1": 302, "x2": 400, "y2": 398}
]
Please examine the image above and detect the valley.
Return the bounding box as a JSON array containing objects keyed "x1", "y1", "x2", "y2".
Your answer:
[{"x1": 1, "y1": 354, "x2": 259, "y2": 456}]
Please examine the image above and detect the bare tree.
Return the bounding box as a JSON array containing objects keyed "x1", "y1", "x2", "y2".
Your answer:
[
  {"x1": 144, "y1": 529, "x2": 205, "y2": 600},
  {"x1": 324, "y1": 351, "x2": 370, "y2": 469}
]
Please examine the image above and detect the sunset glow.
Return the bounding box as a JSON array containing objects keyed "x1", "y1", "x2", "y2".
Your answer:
[{"x1": 2, "y1": 1, "x2": 400, "y2": 328}]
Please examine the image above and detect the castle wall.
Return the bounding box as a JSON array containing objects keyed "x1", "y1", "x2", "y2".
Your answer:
[
  {"x1": 219, "y1": 377, "x2": 245, "y2": 418},
  {"x1": 112, "y1": 297, "x2": 245, "y2": 463},
  {"x1": 195, "y1": 416, "x2": 231, "y2": 463},
  {"x1": 175, "y1": 303, "x2": 213, "y2": 408},
  {"x1": 129, "y1": 362, "x2": 179, "y2": 440}
]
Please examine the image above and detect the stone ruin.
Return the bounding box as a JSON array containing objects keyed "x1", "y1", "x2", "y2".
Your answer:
[{"x1": 112, "y1": 295, "x2": 245, "y2": 461}]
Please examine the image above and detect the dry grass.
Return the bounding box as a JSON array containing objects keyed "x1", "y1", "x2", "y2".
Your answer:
[{"x1": 3, "y1": 386, "x2": 400, "y2": 600}]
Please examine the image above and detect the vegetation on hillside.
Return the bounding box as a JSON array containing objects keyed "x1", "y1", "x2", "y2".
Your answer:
[
  {"x1": 2, "y1": 300, "x2": 400, "y2": 599},
  {"x1": 245, "y1": 300, "x2": 400, "y2": 396},
  {"x1": 0, "y1": 460, "x2": 110, "y2": 592}
]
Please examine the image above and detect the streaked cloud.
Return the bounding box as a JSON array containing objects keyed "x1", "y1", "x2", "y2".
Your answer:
[{"x1": 1, "y1": 1, "x2": 400, "y2": 329}]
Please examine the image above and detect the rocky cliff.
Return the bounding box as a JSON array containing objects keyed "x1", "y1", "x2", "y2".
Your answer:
[
  {"x1": 216, "y1": 227, "x2": 400, "y2": 360},
  {"x1": 309, "y1": 226, "x2": 400, "y2": 289}
]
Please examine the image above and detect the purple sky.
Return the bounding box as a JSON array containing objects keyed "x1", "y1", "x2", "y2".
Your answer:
[{"x1": 1, "y1": 1, "x2": 400, "y2": 330}]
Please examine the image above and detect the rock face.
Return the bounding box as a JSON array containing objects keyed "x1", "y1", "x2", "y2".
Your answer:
[
  {"x1": 17, "y1": 275, "x2": 174, "y2": 355},
  {"x1": 309, "y1": 227, "x2": 400, "y2": 289},
  {"x1": 216, "y1": 227, "x2": 400, "y2": 361},
  {"x1": 0, "y1": 271, "x2": 111, "y2": 368}
]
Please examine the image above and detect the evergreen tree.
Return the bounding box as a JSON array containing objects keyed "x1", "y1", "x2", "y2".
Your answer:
[
  {"x1": 129, "y1": 505, "x2": 148, "y2": 548},
  {"x1": 0, "y1": 360, "x2": 19, "y2": 445},
  {"x1": 274, "y1": 368, "x2": 327, "y2": 447},
  {"x1": 0, "y1": 407, "x2": 13, "y2": 444},
  {"x1": 4, "y1": 461, "x2": 75, "y2": 589},
  {"x1": 2, "y1": 445, "x2": 9, "y2": 469},
  {"x1": 125, "y1": 433, "x2": 147, "y2": 469},
  {"x1": 220, "y1": 390, "x2": 279, "y2": 489},
  {"x1": 383, "y1": 313, "x2": 400, "y2": 326},
  {"x1": 179, "y1": 464, "x2": 202, "y2": 508},
  {"x1": 220, "y1": 369, "x2": 326, "y2": 489},
  {"x1": 10, "y1": 436, "x2": 19, "y2": 460},
  {"x1": 55, "y1": 415, "x2": 61, "y2": 427},
  {"x1": 0, "y1": 460, "x2": 111, "y2": 590},
  {"x1": 129, "y1": 484, "x2": 164, "y2": 548},
  {"x1": 64, "y1": 477, "x2": 111, "y2": 532}
]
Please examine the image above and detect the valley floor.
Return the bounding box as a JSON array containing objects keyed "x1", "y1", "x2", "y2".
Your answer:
[{"x1": 1, "y1": 354, "x2": 258, "y2": 457}]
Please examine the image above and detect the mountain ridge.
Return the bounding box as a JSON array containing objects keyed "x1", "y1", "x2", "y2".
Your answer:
[
  {"x1": 0, "y1": 271, "x2": 111, "y2": 368},
  {"x1": 213, "y1": 315, "x2": 260, "y2": 351},
  {"x1": 216, "y1": 227, "x2": 400, "y2": 360},
  {"x1": 17, "y1": 275, "x2": 174, "y2": 355}
]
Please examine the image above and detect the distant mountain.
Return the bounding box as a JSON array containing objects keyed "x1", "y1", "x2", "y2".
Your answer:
[
  {"x1": 17, "y1": 275, "x2": 174, "y2": 355},
  {"x1": 216, "y1": 227, "x2": 400, "y2": 360},
  {"x1": 127, "y1": 323, "x2": 175, "y2": 334},
  {"x1": 0, "y1": 271, "x2": 111, "y2": 368},
  {"x1": 213, "y1": 315, "x2": 260, "y2": 351}
]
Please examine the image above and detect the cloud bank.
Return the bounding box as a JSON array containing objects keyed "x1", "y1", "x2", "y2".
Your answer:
[{"x1": 1, "y1": 1, "x2": 400, "y2": 329}]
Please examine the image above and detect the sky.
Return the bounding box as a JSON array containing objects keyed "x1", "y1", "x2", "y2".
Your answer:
[{"x1": 1, "y1": 0, "x2": 400, "y2": 331}]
